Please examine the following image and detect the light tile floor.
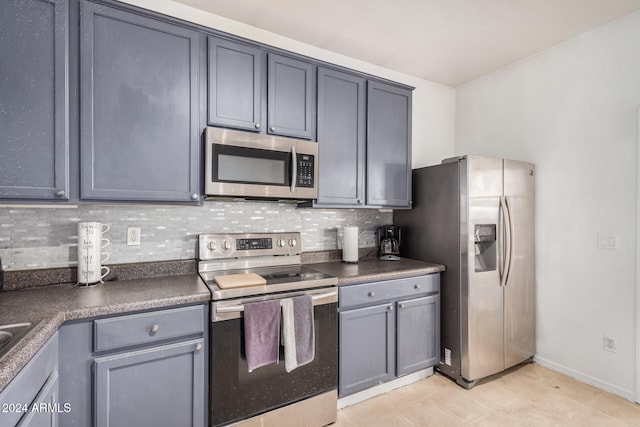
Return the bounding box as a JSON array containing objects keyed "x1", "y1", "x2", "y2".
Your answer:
[{"x1": 335, "y1": 364, "x2": 640, "y2": 426}]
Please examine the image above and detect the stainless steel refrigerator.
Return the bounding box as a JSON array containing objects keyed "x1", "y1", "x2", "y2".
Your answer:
[{"x1": 395, "y1": 155, "x2": 535, "y2": 388}]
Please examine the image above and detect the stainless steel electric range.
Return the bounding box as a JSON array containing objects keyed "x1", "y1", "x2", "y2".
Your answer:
[{"x1": 198, "y1": 232, "x2": 338, "y2": 427}]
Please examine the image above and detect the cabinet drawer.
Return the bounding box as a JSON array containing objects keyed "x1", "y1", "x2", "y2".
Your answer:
[
  {"x1": 339, "y1": 274, "x2": 439, "y2": 309},
  {"x1": 94, "y1": 305, "x2": 205, "y2": 352}
]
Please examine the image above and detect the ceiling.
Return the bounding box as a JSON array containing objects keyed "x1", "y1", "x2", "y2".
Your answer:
[{"x1": 172, "y1": 0, "x2": 640, "y2": 87}]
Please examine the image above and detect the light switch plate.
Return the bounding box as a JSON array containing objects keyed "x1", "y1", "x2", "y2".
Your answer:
[{"x1": 597, "y1": 234, "x2": 617, "y2": 250}]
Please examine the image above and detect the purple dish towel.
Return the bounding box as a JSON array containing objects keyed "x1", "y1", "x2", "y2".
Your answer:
[
  {"x1": 281, "y1": 295, "x2": 315, "y2": 372},
  {"x1": 244, "y1": 299, "x2": 281, "y2": 372}
]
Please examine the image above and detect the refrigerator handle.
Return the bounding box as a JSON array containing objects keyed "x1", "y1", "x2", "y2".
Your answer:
[
  {"x1": 498, "y1": 197, "x2": 506, "y2": 283},
  {"x1": 503, "y1": 196, "x2": 514, "y2": 286}
]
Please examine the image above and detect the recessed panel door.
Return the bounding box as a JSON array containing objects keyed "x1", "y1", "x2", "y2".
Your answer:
[
  {"x1": 462, "y1": 156, "x2": 504, "y2": 381},
  {"x1": 503, "y1": 159, "x2": 536, "y2": 368}
]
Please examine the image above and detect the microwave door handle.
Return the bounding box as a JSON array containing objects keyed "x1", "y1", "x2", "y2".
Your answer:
[{"x1": 290, "y1": 145, "x2": 297, "y2": 193}]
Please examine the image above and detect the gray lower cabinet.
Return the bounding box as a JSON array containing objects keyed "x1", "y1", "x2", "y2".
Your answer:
[
  {"x1": 207, "y1": 36, "x2": 265, "y2": 131},
  {"x1": 79, "y1": 1, "x2": 201, "y2": 203},
  {"x1": 339, "y1": 303, "x2": 396, "y2": 396},
  {"x1": 0, "y1": 333, "x2": 59, "y2": 427},
  {"x1": 339, "y1": 274, "x2": 440, "y2": 397},
  {"x1": 0, "y1": 0, "x2": 69, "y2": 201},
  {"x1": 396, "y1": 294, "x2": 440, "y2": 376},
  {"x1": 366, "y1": 81, "x2": 412, "y2": 208},
  {"x1": 59, "y1": 304, "x2": 208, "y2": 427},
  {"x1": 316, "y1": 68, "x2": 366, "y2": 206},
  {"x1": 94, "y1": 340, "x2": 205, "y2": 427}
]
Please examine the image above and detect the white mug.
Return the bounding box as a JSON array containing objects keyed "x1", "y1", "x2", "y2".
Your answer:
[{"x1": 77, "y1": 222, "x2": 110, "y2": 285}]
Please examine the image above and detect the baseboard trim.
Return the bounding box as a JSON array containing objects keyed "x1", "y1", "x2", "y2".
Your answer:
[
  {"x1": 534, "y1": 356, "x2": 635, "y2": 401},
  {"x1": 337, "y1": 368, "x2": 433, "y2": 409}
]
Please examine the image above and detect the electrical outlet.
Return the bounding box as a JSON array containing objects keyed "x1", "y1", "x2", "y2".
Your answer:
[
  {"x1": 127, "y1": 227, "x2": 141, "y2": 246},
  {"x1": 603, "y1": 335, "x2": 617, "y2": 353}
]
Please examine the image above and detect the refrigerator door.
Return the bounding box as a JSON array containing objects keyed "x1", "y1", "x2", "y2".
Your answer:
[
  {"x1": 503, "y1": 159, "x2": 536, "y2": 368},
  {"x1": 461, "y1": 156, "x2": 505, "y2": 381}
]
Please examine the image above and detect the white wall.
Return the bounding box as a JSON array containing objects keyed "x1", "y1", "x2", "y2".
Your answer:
[
  {"x1": 119, "y1": 0, "x2": 456, "y2": 168},
  {"x1": 456, "y1": 12, "x2": 640, "y2": 399}
]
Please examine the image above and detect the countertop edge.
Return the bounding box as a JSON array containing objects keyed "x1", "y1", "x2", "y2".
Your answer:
[{"x1": 0, "y1": 277, "x2": 210, "y2": 393}]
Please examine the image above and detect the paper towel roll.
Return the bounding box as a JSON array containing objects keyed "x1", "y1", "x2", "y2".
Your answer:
[{"x1": 342, "y1": 226, "x2": 359, "y2": 263}]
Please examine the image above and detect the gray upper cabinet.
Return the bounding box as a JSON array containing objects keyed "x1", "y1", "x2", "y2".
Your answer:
[
  {"x1": 267, "y1": 53, "x2": 316, "y2": 140},
  {"x1": 80, "y1": 1, "x2": 201, "y2": 203},
  {"x1": 366, "y1": 81, "x2": 412, "y2": 208},
  {"x1": 207, "y1": 37, "x2": 264, "y2": 132},
  {"x1": 0, "y1": 0, "x2": 69, "y2": 201},
  {"x1": 316, "y1": 68, "x2": 366, "y2": 206},
  {"x1": 207, "y1": 43, "x2": 316, "y2": 140}
]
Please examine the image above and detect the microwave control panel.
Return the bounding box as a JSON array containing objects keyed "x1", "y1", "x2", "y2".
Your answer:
[{"x1": 296, "y1": 154, "x2": 315, "y2": 188}]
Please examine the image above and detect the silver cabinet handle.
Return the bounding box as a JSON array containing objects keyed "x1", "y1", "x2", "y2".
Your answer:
[
  {"x1": 400, "y1": 303, "x2": 405, "y2": 309},
  {"x1": 414, "y1": 284, "x2": 421, "y2": 290},
  {"x1": 388, "y1": 305, "x2": 394, "y2": 311},
  {"x1": 255, "y1": 123, "x2": 261, "y2": 129},
  {"x1": 270, "y1": 126, "x2": 276, "y2": 132},
  {"x1": 191, "y1": 193, "x2": 199, "y2": 200},
  {"x1": 368, "y1": 292, "x2": 375, "y2": 297},
  {"x1": 195, "y1": 343, "x2": 203, "y2": 351},
  {"x1": 150, "y1": 324, "x2": 159, "y2": 334},
  {"x1": 55, "y1": 190, "x2": 65, "y2": 197}
]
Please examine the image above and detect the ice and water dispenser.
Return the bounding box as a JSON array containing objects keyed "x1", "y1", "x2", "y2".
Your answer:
[{"x1": 474, "y1": 224, "x2": 497, "y2": 272}]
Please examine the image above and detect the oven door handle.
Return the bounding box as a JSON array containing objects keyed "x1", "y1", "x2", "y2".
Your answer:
[{"x1": 213, "y1": 290, "x2": 337, "y2": 321}]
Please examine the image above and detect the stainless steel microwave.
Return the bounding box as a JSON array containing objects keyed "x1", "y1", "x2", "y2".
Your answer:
[{"x1": 204, "y1": 127, "x2": 318, "y2": 200}]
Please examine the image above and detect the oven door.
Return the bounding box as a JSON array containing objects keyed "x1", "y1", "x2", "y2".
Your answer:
[
  {"x1": 210, "y1": 289, "x2": 337, "y2": 427},
  {"x1": 204, "y1": 127, "x2": 318, "y2": 200}
]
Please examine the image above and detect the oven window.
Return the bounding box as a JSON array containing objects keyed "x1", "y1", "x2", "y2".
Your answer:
[{"x1": 213, "y1": 144, "x2": 290, "y2": 186}]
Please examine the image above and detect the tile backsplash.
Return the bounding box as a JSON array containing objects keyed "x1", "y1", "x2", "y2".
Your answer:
[{"x1": 0, "y1": 201, "x2": 392, "y2": 271}]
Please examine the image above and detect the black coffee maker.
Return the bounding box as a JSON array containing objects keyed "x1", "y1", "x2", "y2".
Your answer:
[{"x1": 377, "y1": 225, "x2": 401, "y2": 261}]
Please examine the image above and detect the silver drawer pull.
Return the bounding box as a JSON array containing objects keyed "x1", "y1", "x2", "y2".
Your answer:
[
  {"x1": 195, "y1": 343, "x2": 203, "y2": 351},
  {"x1": 415, "y1": 284, "x2": 421, "y2": 290},
  {"x1": 150, "y1": 324, "x2": 160, "y2": 334},
  {"x1": 368, "y1": 292, "x2": 375, "y2": 297}
]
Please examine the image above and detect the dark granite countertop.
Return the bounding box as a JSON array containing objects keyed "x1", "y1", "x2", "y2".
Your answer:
[
  {"x1": 309, "y1": 257, "x2": 445, "y2": 285},
  {"x1": 0, "y1": 274, "x2": 210, "y2": 392},
  {"x1": 0, "y1": 254, "x2": 443, "y2": 393}
]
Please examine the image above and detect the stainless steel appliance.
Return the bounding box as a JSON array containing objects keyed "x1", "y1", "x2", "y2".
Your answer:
[
  {"x1": 377, "y1": 225, "x2": 401, "y2": 260},
  {"x1": 394, "y1": 156, "x2": 535, "y2": 388},
  {"x1": 198, "y1": 232, "x2": 338, "y2": 427},
  {"x1": 204, "y1": 127, "x2": 318, "y2": 200}
]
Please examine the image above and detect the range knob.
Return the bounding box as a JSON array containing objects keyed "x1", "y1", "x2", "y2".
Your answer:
[
  {"x1": 222, "y1": 240, "x2": 232, "y2": 250},
  {"x1": 277, "y1": 239, "x2": 286, "y2": 247},
  {"x1": 288, "y1": 239, "x2": 297, "y2": 247},
  {"x1": 207, "y1": 241, "x2": 217, "y2": 251}
]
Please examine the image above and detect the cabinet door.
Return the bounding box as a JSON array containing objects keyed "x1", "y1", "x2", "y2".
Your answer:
[
  {"x1": 396, "y1": 294, "x2": 440, "y2": 376},
  {"x1": 80, "y1": 2, "x2": 200, "y2": 203},
  {"x1": 94, "y1": 339, "x2": 205, "y2": 427},
  {"x1": 366, "y1": 81, "x2": 412, "y2": 207},
  {"x1": 316, "y1": 68, "x2": 366, "y2": 206},
  {"x1": 0, "y1": 0, "x2": 69, "y2": 200},
  {"x1": 16, "y1": 371, "x2": 59, "y2": 427},
  {"x1": 267, "y1": 53, "x2": 316, "y2": 139},
  {"x1": 208, "y1": 37, "x2": 264, "y2": 131},
  {"x1": 339, "y1": 303, "x2": 395, "y2": 396}
]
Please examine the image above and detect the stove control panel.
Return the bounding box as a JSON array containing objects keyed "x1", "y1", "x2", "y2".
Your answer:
[{"x1": 198, "y1": 232, "x2": 301, "y2": 260}]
